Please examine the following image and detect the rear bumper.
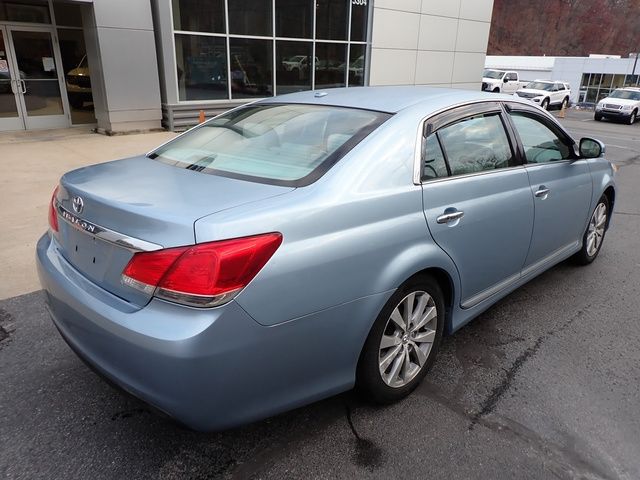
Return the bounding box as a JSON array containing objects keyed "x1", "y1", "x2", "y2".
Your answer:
[{"x1": 36, "y1": 233, "x2": 387, "y2": 430}]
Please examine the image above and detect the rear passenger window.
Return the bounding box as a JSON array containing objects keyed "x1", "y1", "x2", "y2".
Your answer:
[
  {"x1": 422, "y1": 134, "x2": 448, "y2": 180},
  {"x1": 509, "y1": 112, "x2": 571, "y2": 163},
  {"x1": 437, "y1": 114, "x2": 515, "y2": 176}
]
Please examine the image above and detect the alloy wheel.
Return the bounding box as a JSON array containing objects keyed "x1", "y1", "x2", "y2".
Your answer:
[
  {"x1": 378, "y1": 291, "x2": 437, "y2": 388},
  {"x1": 586, "y1": 202, "x2": 607, "y2": 257}
]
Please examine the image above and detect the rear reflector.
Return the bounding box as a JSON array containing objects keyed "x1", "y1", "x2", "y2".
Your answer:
[
  {"x1": 121, "y1": 233, "x2": 282, "y2": 307},
  {"x1": 48, "y1": 186, "x2": 59, "y2": 233}
]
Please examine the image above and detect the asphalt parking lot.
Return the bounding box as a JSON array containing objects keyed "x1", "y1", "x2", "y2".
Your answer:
[{"x1": 1, "y1": 109, "x2": 639, "y2": 479}]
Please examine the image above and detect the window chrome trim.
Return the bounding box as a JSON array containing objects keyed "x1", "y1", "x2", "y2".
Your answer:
[
  {"x1": 55, "y1": 202, "x2": 163, "y2": 252},
  {"x1": 414, "y1": 97, "x2": 578, "y2": 185},
  {"x1": 421, "y1": 165, "x2": 526, "y2": 185}
]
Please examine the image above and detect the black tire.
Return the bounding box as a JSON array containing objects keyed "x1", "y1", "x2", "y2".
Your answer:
[
  {"x1": 628, "y1": 110, "x2": 637, "y2": 125},
  {"x1": 561, "y1": 97, "x2": 569, "y2": 109},
  {"x1": 594, "y1": 113, "x2": 602, "y2": 121},
  {"x1": 541, "y1": 98, "x2": 550, "y2": 110},
  {"x1": 493, "y1": 87, "x2": 500, "y2": 93},
  {"x1": 573, "y1": 194, "x2": 609, "y2": 265},
  {"x1": 356, "y1": 275, "x2": 445, "y2": 404}
]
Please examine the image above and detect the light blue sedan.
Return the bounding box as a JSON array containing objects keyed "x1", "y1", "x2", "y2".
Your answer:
[{"x1": 37, "y1": 87, "x2": 615, "y2": 431}]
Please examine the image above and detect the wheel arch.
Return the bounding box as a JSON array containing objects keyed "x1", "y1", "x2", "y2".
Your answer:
[
  {"x1": 403, "y1": 267, "x2": 455, "y2": 333},
  {"x1": 603, "y1": 185, "x2": 615, "y2": 229}
]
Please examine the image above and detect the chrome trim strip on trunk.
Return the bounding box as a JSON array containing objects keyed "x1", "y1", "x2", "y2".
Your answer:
[{"x1": 55, "y1": 202, "x2": 164, "y2": 252}]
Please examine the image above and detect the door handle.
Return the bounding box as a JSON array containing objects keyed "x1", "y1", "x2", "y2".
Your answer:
[
  {"x1": 436, "y1": 210, "x2": 464, "y2": 224},
  {"x1": 10, "y1": 79, "x2": 18, "y2": 94},
  {"x1": 534, "y1": 187, "x2": 550, "y2": 198},
  {"x1": 19, "y1": 79, "x2": 26, "y2": 94}
]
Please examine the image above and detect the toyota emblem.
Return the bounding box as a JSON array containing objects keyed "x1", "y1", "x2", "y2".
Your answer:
[{"x1": 72, "y1": 196, "x2": 84, "y2": 214}]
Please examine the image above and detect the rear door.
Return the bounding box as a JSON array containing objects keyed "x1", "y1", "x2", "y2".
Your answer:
[
  {"x1": 420, "y1": 103, "x2": 534, "y2": 308},
  {"x1": 505, "y1": 104, "x2": 592, "y2": 271}
]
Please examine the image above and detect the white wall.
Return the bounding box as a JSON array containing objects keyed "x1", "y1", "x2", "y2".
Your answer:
[{"x1": 369, "y1": 0, "x2": 494, "y2": 90}]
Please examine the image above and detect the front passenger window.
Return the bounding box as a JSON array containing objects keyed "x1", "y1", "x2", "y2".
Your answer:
[{"x1": 510, "y1": 112, "x2": 571, "y2": 163}]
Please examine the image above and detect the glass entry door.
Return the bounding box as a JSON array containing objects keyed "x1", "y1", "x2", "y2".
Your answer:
[
  {"x1": 0, "y1": 25, "x2": 69, "y2": 131},
  {"x1": 0, "y1": 26, "x2": 23, "y2": 130}
]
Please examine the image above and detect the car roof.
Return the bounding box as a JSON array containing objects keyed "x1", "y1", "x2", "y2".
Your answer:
[{"x1": 258, "y1": 86, "x2": 509, "y2": 114}]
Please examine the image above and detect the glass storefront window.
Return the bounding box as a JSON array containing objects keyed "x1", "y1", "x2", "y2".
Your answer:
[
  {"x1": 351, "y1": 0, "x2": 369, "y2": 41},
  {"x1": 624, "y1": 75, "x2": 639, "y2": 86},
  {"x1": 596, "y1": 89, "x2": 610, "y2": 102},
  {"x1": 348, "y1": 44, "x2": 366, "y2": 86},
  {"x1": 0, "y1": 0, "x2": 50, "y2": 23},
  {"x1": 275, "y1": 0, "x2": 312, "y2": 39},
  {"x1": 588, "y1": 73, "x2": 601, "y2": 88},
  {"x1": 580, "y1": 73, "x2": 590, "y2": 89},
  {"x1": 53, "y1": 1, "x2": 82, "y2": 27},
  {"x1": 173, "y1": 0, "x2": 225, "y2": 33},
  {"x1": 171, "y1": 1, "x2": 371, "y2": 102},
  {"x1": 230, "y1": 38, "x2": 272, "y2": 99},
  {"x1": 600, "y1": 74, "x2": 613, "y2": 90},
  {"x1": 228, "y1": 0, "x2": 271, "y2": 36},
  {"x1": 611, "y1": 74, "x2": 625, "y2": 89},
  {"x1": 316, "y1": 0, "x2": 347, "y2": 41},
  {"x1": 58, "y1": 28, "x2": 95, "y2": 124},
  {"x1": 276, "y1": 41, "x2": 312, "y2": 94},
  {"x1": 585, "y1": 88, "x2": 598, "y2": 103},
  {"x1": 315, "y1": 43, "x2": 346, "y2": 89},
  {"x1": 175, "y1": 34, "x2": 228, "y2": 100}
]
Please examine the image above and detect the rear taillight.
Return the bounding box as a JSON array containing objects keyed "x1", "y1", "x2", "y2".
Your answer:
[
  {"x1": 121, "y1": 233, "x2": 282, "y2": 307},
  {"x1": 48, "y1": 186, "x2": 59, "y2": 233}
]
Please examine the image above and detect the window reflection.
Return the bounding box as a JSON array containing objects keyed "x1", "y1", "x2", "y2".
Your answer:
[
  {"x1": 228, "y1": 0, "x2": 271, "y2": 36},
  {"x1": 58, "y1": 28, "x2": 96, "y2": 124},
  {"x1": 172, "y1": 0, "x2": 225, "y2": 33},
  {"x1": 275, "y1": 0, "x2": 312, "y2": 38},
  {"x1": 348, "y1": 44, "x2": 366, "y2": 86},
  {"x1": 315, "y1": 43, "x2": 346, "y2": 89},
  {"x1": 351, "y1": 1, "x2": 368, "y2": 41},
  {"x1": 0, "y1": 0, "x2": 50, "y2": 23},
  {"x1": 175, "y1": 34, "x2": 228, "y2": 100},
  {"x1": 276, "y1": 41, "x2": 312, "y2": 94},
  {"x1": 230, "y1": 38, "x2": 272, "y2": 98},
  {"x1": 316, "y1": 0, "x2": 347, "y2": 40}
]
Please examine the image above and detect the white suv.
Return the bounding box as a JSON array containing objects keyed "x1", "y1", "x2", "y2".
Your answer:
[
  {"x1": 595, "y1": 87, "x2": 640, "y2": 124},
  {"x1": 514, "y1": 80, "x2": 571, "y2": 110}
]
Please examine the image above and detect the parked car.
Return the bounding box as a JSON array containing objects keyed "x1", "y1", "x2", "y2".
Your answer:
[
  {"x1": 65, "y1": 55, "x2": 92, "y2": 109},
  {"x1": 514, "y1": 80, "x2": 571, "y2": 110},
  {"x1": 595, "y1": 87, "x2": 640, "y2": 124},
  {"x1": 281, "y1": 55, "x2": 318, "y2": 73},
  {"x1": 37, "y1": 87, "x2": 615, "y2": 431},
  {"x1": 482, "y1": 69, "x2": 527, "y2": 94}
]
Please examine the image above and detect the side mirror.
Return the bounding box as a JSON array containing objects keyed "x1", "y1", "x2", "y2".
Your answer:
[
  {"x1": 579, "y1": 137, "x2": 605, "y2": 158},
  {"x1": 503, "y1": 77, "x2": 509, "y2": 83}
]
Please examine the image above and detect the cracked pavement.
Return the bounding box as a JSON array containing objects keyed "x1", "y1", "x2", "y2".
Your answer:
[{"x1": 1, "y1": 110, "x2": 639, "y2": 479}]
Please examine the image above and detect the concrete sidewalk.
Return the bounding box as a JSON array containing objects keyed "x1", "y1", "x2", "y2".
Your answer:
[{"x1": 0, "y1": 127, "x2": 176, "y2": 300}]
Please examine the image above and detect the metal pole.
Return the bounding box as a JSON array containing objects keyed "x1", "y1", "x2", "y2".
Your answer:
[{"x1": 633, "y1": 52, "x2": 639, "y2": 77}]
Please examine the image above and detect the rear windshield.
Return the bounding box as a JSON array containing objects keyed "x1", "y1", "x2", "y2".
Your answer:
[{"x1": 149, "y1": 104, "x2": 391, "y2": 187}]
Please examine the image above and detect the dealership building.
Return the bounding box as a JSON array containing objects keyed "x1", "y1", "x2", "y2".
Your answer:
[
  {"x1": 0, "y1": 0, "x2": 494, "y2": 133},
  {"x1": 485, "y1": 54, "x2": 640, "y2": 105}
]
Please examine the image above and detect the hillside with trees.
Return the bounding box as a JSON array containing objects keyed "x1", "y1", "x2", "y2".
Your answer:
[{"x1": 488, "y1": 0, "x2": 640, "y2": 57}]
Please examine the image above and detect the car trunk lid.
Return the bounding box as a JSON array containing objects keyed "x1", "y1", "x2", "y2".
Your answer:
[{"x1": 55, "y1": 155, "x2": 293, "y2": 307}]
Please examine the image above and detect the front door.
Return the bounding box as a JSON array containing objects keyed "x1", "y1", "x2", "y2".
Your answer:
[
  {"x1": 0, "y1": 25, "x2": 69, "y2": 131},
  {"x1": 505, "y1": 108, "x2": 592, "y2": 269}
]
